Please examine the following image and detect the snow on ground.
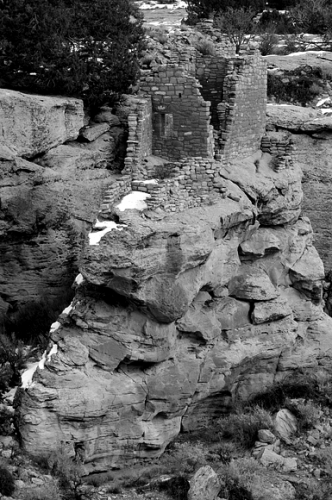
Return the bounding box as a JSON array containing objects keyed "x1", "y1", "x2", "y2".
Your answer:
[
  {"x1": 21, "y1": 344, "x2": 58, "y2": 389},
  {"x1": 317, "y1": 97, "x2": 331, "y2": 107},
  {"x1": 62, "y1": 304, "x2": 73, "y2": 315},
  {"x1": 89, "y1": 219, "x2": 127, "y2": 246},
  {"x1": 140, "y1": 179, "x2": 158, "y2": 184},
  {"x1": 74, "y1": 273, "x2": 84, "y2": 286},
  {"x1": 47, "y1": 344, "x2": 58, "y2": 362},
  {"x1": 139, "y1": 0, "x2": 186, "y2": 9},
  {"x1": 116, "y1": 191, "x2": 151, "y2": 212},
  {"x1": 321, "y1": 108, "x2": 332, "y2": 115},
  {"x1": 50, "y1": 321, "x2": 61, "y2": 333}
]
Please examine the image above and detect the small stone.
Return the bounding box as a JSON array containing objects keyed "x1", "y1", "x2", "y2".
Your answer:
[
  {"x1": 313, "y1": 468, "x2": 321, "y2": 479},
  {"x1": 283, "y1": 457, "x2": 297, "y2": 472},
  {"x1": 258, "y1": 429, "x2": 276, "y2": 444},
  {"x1": 307, "y1": 436, "x2": 318, "y2": 446},
  {"x1": 14, "y1": 480, "x2": 25, "y2": 489}
]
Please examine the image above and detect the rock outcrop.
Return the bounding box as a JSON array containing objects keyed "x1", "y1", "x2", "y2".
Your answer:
[
  {"x1": 266, "y1": 103, "x2": 332, "y2": 274},
  {"x1": 17, "y1": 148, "x2": 332, "y2": 473},
  {"x1": 0, "y1": 91, "x2": 125, "y2": 325}
]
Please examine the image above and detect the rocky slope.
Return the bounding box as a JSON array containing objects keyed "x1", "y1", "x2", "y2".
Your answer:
[
  {"x1": 0, "y1": 89, "x2": 125, "y2": 328},
  {"x1": 17, "y1": 144, "x2": 332, "y2": 473}
]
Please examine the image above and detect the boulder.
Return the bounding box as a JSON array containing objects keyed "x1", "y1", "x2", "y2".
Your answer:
[
  {"x1": 266, "y1": 104, "x2": 332, "y2": 133},
  {"x1": 257, "y1": 429, "x2": 276, "y2": 444},
  {"x1": 250, "y1": 475, "x2": 296, "y2": 500},
  {"x1": 228, "y1": 269, "x2": 279, "y2": 301},
  {"x1": 252, "y1": 296, "x2": 292, "y2": 324},
  {"x1": 0, "y1": 89, "x2": 84, "y2": 157},
  {"x1": 188, "y1": 466, "x2": 221, "y2": 500},
  {"x1": 274, "y1": 409, "x2": 297, "y2": 442},
  {"x1": 240, "y1": 228, "x2": 281, "y2": 257}
]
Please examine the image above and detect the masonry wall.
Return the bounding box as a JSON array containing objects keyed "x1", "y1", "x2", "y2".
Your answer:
[
  {"x1": 123, "y1": 98, "x2": 152, "y2": 177},
  {"x1": 140, "y1": 66, "x2": 214, "y2": 161},
  {"x1": 195, "y1": 54, "x2": 229, "y2": 128},
  {"x1": 217, "y1": 52, "x2": 267, "y2": 162}
]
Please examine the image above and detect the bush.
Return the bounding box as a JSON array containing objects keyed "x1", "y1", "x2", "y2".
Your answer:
[
  {"x1": 0, "y1": 336, "x2": 36, "y2": 389},
  {"x1": 218, "y1": 406, "x2": 274, "y2": 449},
  {"x1": 0, "y1": 465, "x2": 15, "y2": 496},
  {"x1": 289, "y1": 0, "x2": 332, "y2": 35},
  {"x1": 258, "y1": 31, "x2": 279, "y2": 55},
  {"x1": 4, "y1": 298, "x2": 65, "y2": 347},
  {"x1": 257, "y1": 10, "x2": 296, "y2": 34},
  {"x1": 0, "y1": 0, "x2": 145, "y2": 111},
  {"x1": 195, "y1": 39, "x2": 216, "y2": 55},
  {"x1": 248, "y1": 372, "x2": 320, "y2": 411},
  {"x1": 218, "y1": 458, "x2": 263, "y2": 500},
  {"x1": 186, "y1": 0, "x2": 264, "y2": 24},
  {"x1": 161, "y1": 441, "x2": 208, "y2": 474},
  {"x1": 159, "y1": 476, "x2": 190, "y2": 500},
  {"x1": 287, "y1": 399, "x2": 321, "y2": 431},
  {"x1": 215, "y1": 7, "x2": 256, "y2": 54},
  {"x1": 24, "y1": 481, "x2": 62, "y2": 500}
]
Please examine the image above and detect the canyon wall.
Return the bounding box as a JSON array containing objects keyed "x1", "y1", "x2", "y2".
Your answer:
[
  {"x1": 17, "y1": 146, "x2": 332, "y2": 473},
  {"x1": 266, "y1": 104, "x2": 332, "y2": 274},
  {"x1": 2, "y1": 47, "x2": 331, "y2": 474},
  {"x1": 0, "y1": 89, "x2": 125, "y2": 326}
]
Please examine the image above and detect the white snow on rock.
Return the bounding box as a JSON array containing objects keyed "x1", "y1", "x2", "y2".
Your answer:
[
  {"x1": 321, "y1": 108, "x2": 332, "y2": 115},
  {"x1": 139, "y1": 0, "x2": 186, "y2": 9},
  {"x1": 140, "y1": 179, "x2": 158, "y2": 184},
  {"x1": 74, "y1": 273, "x2": 84, "y2": 285},
  {"x1": 47, "y1": 344, "x2": 58, "y2": 362},
  {"x1": 116, "y1": 191, "x2": 151, "y2": 212},
  {"x1": 62, "y1": 304, "x2": 73, "y2": 315},
  {"x1": 50, "y1": 321, "x2": 61, "y2": 333},
  {"x1": 21, "y1": 344, "x2": 58, "y2": 389},
  {"x1": 89, "y1": 220, "x2": 127, "y2": 246}
]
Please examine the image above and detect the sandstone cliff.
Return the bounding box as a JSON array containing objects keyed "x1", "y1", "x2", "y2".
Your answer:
[
  {"x1": 0, "y1": 89, "x2": 125, "y2": 326},
  {"x1": 266, "y1": 104, "x2": 332, "y2": 311},
  {"x1": 17, "y1": 148, "x2": 332, "y2": 473}
]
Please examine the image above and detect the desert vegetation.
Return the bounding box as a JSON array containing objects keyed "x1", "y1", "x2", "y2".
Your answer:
[
  {"x1": 0, "y1": 0, "x2": 146, "y2": 111},
  {"x1": 0, "y1": 372, "x2": 329, "y2": 500}
]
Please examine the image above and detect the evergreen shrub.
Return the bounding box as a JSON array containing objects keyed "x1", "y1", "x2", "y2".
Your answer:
[
  {"x1": 0, "y1": 0, "x2": 145, "y2": 111},
  {"x1": 0, "y1": 466, "x2": 15, "y2": 496}
]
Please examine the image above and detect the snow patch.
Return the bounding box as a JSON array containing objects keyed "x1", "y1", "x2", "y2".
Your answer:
[
  {"x1": 21, "y1": 344, "x2": 58, "y2": 389},
  {"x1": 139, "y1": 0, "x2": 186, "y2": 10},
  {"x1": 47, "y1": 344, "x2": 58, "y2": 362},
  {"x1": 74, "y1": 273, "x2": 84, "y2": 285},
  {"x1": 317, "y1": 97, "x2": 331, "y2": 107},
  {"x1": 116, "y1": 191, "x2": 151, "y2": 212},
  {"x1": 140, "y1": 179, "x2": 158, "y2": 184},
  {"x1": 321, "y1": 108, "x2": 332, "y2": 115},
  {"x1": 89, "y1": 220, "x2": 127, "y2": 246},
  {"x1": 50, "y1": 321, "x2": 61, "y2": 333},
  {"x1": 62, "y1": 304, "x2": 73, "y2": 315}
]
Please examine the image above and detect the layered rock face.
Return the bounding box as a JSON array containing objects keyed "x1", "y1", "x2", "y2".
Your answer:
[
  {"x1": 266, "y1": 104, "x2": 332, "y2": 273},
  {"x1": 17, "y1": 147, "x2": 332, "y2": 473},
  {"x1": 0, "y1": 90, "x2": 124, "y2": 323}
]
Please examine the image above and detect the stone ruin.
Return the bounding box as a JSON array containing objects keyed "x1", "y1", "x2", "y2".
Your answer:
[
  {"x1": 99, "y1": 30, "x2": 272, "y2": 216},
  {"x1": 16, "y1": 23, "x2": 332, "y2": 474}
]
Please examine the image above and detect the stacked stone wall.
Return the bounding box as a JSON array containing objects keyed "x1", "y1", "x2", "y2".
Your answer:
[
  {"x1": 99, "y1": 175, "x2": 132, "y2": 216},
  {"x1": 217, "y1": 52, "x2": 267, "y2": 162},
  {"x1": 261, "y1": 132, "x2": 294, "y2": 172},
  {"x1": 132, "y1": 157, "x2": 228, "y2": 212},
  {"x1": 99, "y1": 49, "x2": 268, "y2": 216},
  {"x1": 195, "y1": 54, "x2": 229, "y2": 128},
  {"x1": 123, "y1": 98, "x2": 152, "y2": 176},
  {"x1": 140, "y1": 65, "x2": 214, "y2": 161}
]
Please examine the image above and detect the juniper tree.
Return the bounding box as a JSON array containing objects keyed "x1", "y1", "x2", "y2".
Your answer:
[{"x1": 0, "y1": 0, "x2": 145, "y2": 111}]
